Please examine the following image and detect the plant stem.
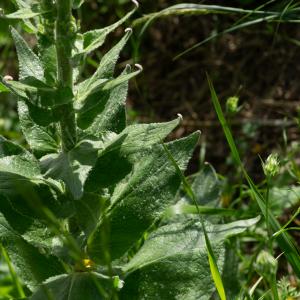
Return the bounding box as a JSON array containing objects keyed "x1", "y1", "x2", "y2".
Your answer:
[
  {"x1": 265, "y1": 179, "x2": 271, "y2": 239},
  {"x1": 55, "y1": 0, "x2": 77, "y2": 152},
  {"x1": 270, "y1": 275, "x2": 279, "y2": 300}
]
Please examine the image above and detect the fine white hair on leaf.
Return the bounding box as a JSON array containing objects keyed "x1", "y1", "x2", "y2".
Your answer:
[
  {"x1": 125, "y1": 27, "x2": 133, "y2": 33},
  {"x1": 3, "y1": 75, "x2": 13, "y2": 81},
  {"x1": 177, "y1": 113, "x2": 183, "y2": 121},
  {"x1": 131, "y1": 0, "x2": 139, "y2": 8},
  {"x1": 134, "y1": 64, "x2": 143, "y2": 72}
]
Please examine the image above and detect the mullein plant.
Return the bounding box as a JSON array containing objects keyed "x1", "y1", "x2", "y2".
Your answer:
[{"x1": 0, "y1": 1, "x2": 259, "y2": 299}]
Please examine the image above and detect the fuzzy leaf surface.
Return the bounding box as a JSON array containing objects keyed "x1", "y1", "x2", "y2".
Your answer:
[
  {"x1": 190, "y1": 163, "x2": 222, "y2": 206},
  {"x1": 120, "y1": 217, "x2": 259, "y2": 300},
  {"x1": 0, "y1": 135, "x2": 40, "y2": 177},
  {"x1": 85, "y1": 118, "x2": 181, "y2": 193},
  {"x1": 31, "y1": 272, "x2": 113, "y2": 300},
  {"x1": 5, "y1": 7, "x2": 44, "y2": 19},
  {"x1": 2, "y1": 78, "x2": 73, "y2": 108},
  {"x1": 0, "y1": 214, "x2": 65, "y2": 289},
  {"x1": 18, "y1": 100, "x2": 58, "y2": 156},
  {"x1": 88, "y1": 132, "x2": 200, "y2": 262},
  {"x1": 11, "y1": 27, "x2": 44, "y2": 81},
  {"x1": 77, "y1": 66, "x2": 140, "y2": 129},
  {"x1": 74, "y1": 5, "x2": 137, "y2": 58},
  {"x1": 85, "y1": 66, "x2": 130, "y2": 134},
  {"x1": 40, "y1": 140, "x2": 99, "y2": 199},
  {"x1": 76, "y1": 31, "x2": 131, "y2": 103}
]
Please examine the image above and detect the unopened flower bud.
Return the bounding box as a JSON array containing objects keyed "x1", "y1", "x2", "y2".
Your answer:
[
  {"x1": 263, "y1": 153, "x2": 280, "y2": 178},
  {"x1": 226, "y1": 96, "x2": 239, "y2": 115}
]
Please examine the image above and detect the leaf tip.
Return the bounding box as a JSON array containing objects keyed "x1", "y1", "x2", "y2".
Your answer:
[
  {"x1": 131, "y1": 0, "x2": 139, "y2": 8},
  {"x1": 9, "y1": 25, "x2": 16, "y2": 34},
  {"x1": 134, "y1": 63, "x2": 143, "y2": 72},
  {"x1": 125, "y1": 27, "x2": 133, "y2": 34},
  {"x1": 195, "y1": 129, "x2": 201, "y2": 136},
  {"x1": 3, "y1": 75, "x2": 14, "y2": 81}
]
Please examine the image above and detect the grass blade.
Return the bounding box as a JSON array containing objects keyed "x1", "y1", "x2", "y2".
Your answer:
[
  {"x1": 207, "y1": 74, "x2": 300, "y2": 278},
  {"x1": 1, "y1": 245, "x2": 26, "y2": 298},
  {"x1": 162, "y1": 141, "x2": 227, "y2": 300}
]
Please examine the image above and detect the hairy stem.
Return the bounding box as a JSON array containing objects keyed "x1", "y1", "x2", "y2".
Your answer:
[{"x1": 55, "y1": 0, "x2": 77, "y2": 152}]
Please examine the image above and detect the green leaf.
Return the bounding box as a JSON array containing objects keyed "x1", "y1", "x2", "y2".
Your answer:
[
  {"x1": 88, "y1": 132, "x2": 200, "y2": 263},
  {"x1": 74, "y1": 193, "x2": 103, "y2": 236},
  {"x1": 31, "y1": 272, "x2": 114, "y2": 300},
  {"x1": 38, "y1": 38, "x2": 57, "y2": 86},
  {"x1": 73, "y1": 2, "x2": 138, "y2": 58},
  {"x1": 11, "y1": 27, "x2": 44, "y2": 81},
  {"x1": 0, "y1": 194, "x2": 56, "y2": 251},
  {"x1": 221, "y1": 243, "x2": 241, "y2": 299},
  {"x1": 76, "y1": 30, "x2": 132, "y2": 101},
  {"x1": 85, "y1": 66, "x2": 130, "y2": 134},
  {"x1": 18, "y1": 100, "x2": 59, "y2": 157},
  {"x1": 121, "y1": 217, "x2": 259, "y2": 300},
  {"x1": 85, "y1": 118, "x2": 182, "y2": 192},
  {"x1": 0, "y1": 170, "x2": 72, "y2": 220},
  {"x1": 5, "y1": 8, "x2": 44, "y2": 19},
  {"x1": 76, "y1": 65, "x2": 141, "y2": 129},
  {"x1": 0, "y1": 137, "x2": 71, "y2": 220},
  {"x1": 0, "y1": 135, "x2": 40, "y2": 178},
  {"x1": 2, "y1": 77, "x2": 73, "y2": 108},
  {"x1": 0, "y1": 213, "x2": 65, "y2": 289},
  {"x1": 21, "y1": 100, "x2": 59, "y2": 127},
  {"x1": 160, "y1": 134, "x2": 227, "y2": 300},
  {"x1": 189, "y1": 163, "x2": 222, "y2": 206},
  {"x1": 40, "y1": 140, "x2": 99, "y2": 200},
  {"x1": 10, "y1": 0, "x2": 37, "y2": 33}
]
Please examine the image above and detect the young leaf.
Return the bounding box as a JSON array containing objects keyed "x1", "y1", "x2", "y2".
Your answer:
[
  {"x1": 87, "y1": 132, "x2": 200, "y2": 263},
  {"x1": 73, "y1": 1, "x2": 138, "y2": 58},
  {"x1": 5, "y1": 8, "x2": 44, "y2": 19},
  {"x1": 9, "y1": 0, "x2": 37, "y2": 33},
  {"x1": 11, "y1": 27, "x2": 44, "y2": 81},
  {"x1": 121, "y1": 217, "x2": 259, "y2": 299},
  {"x1": 85, "y1": 65, "x2": 130, "y2": 134},
  {"x1": 18, "y1": 100, "x2": 59, "y2": 156},
  {"x1": 76, "y1": 65, "x2": 141, "y2": 129},
  {"x1": 76, "y1": 30, "x2": 132, "y2": 101},
  {"x1": 0, "y1": 135, "x2": 40, "y2": 178}
]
